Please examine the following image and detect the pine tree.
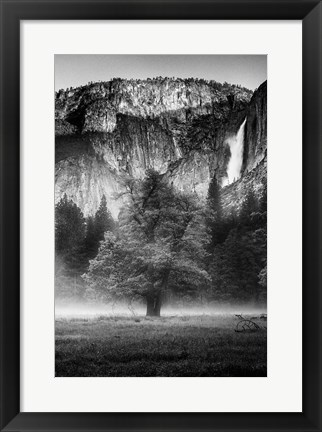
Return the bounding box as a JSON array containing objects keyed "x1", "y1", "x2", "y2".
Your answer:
[
  {"x1": 207, "y1": 175, "x2": 222, "y2": 216},
  {"x1": 55, "y1": 194, "x2": 86, "y2": 299},
  {"x1": 205, "y1": 175, "x2": 224, "y2": 251},
  {"x1": 55, "y1": 194, "x2": 85, "y2": 255},
  {"x1": 239, "y1": 189, "x2": 259, "y2": 227},
  {"x1": 207, "y1": 179, "x2": 267, "y2": 305},
  {"x1": 84, "y1": 216, "x2": 97, "y2": 259},
  {"x1": 210, "y1": 227, "x2": 266, "y2": 304},
  {"x1": 94, "y1": 195, "x2": 115, "y2": 243}
]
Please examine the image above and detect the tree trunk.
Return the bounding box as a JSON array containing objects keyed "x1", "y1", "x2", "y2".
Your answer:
[
  {"x1": 145, "y1": 269, "x2": 170, "y2": 317},
  {"x1": 146, "y1": 292, "x2": 162, "y2": 317}
]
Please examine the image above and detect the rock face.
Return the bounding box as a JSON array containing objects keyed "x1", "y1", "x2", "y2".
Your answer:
[
  {"x1": 243, "y1": 80, "x2": 267, "y2": 173},
  {"x1": 221, "y1": 155, "x2": 267, "y2": 214},
  {"x1": 55, "y1": 78, "x2": 267, "y2": 217}
]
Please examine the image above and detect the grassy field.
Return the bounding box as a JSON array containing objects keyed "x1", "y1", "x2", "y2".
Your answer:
[{"x1": 55, "y1": 314, "x2": 267, "y2": 377}]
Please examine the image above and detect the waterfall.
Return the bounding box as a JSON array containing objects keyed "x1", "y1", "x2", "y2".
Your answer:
[{"x1": 223, "y1": 118, "x2": 247, "y2": 186}]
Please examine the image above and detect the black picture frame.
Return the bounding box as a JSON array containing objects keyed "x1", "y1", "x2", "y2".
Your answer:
[{"x1": 0, "y1": 1, "x2": 321, "y2": 431}]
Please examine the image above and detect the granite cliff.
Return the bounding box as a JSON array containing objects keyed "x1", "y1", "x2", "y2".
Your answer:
[{"x1": 55, "y1": 78, "x2": 267, "y2": 217}]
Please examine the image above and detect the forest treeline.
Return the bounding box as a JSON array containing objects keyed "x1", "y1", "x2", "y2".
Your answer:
[{"x1": 55, "y1": 170, "x2": 267, "y2": 315}]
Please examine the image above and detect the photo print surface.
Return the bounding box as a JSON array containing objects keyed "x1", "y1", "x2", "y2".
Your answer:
[{"x1": 55, "y1": 55, "x2": 267, "y2": 377}]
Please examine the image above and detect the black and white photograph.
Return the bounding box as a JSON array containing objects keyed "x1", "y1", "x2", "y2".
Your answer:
[{"x1": 55, "y1": 54, "x2": 267, "y2": 377}]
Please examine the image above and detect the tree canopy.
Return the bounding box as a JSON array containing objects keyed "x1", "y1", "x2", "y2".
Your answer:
[{"x1": 83, "y1": 170, "x2": 210, "y2": 316}]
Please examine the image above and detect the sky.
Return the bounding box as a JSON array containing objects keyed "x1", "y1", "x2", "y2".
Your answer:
[{"x1": 55, "y1": 55, "x2": 267, "y2": 92}]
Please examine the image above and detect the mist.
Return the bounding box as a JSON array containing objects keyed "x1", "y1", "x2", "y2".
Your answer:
[{"x1": 55, "y1": 299, "x2": 267, "y2": 319}]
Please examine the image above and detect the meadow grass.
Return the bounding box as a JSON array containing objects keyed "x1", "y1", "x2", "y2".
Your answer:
[{"x1": 55, "y1": 314, "x2": 267, "y2": 377}]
